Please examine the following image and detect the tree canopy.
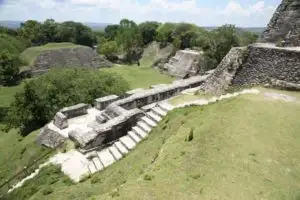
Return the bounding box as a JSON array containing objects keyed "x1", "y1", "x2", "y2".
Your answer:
[{"x1": 7, "y1": 68, "x2": 130, "y2": 135}]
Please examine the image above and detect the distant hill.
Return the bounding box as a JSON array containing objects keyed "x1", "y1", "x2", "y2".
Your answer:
[
  {"x1": 204, "y1": 26, "x2": 265, "y2": 34},
  {"x1": 0, "y1": 21, "x2": 22, "y2": 29},
  {"x1": 0, "y1": 21, "x2": 265, "y2": 34},
  {"x1": 83, "y1": 22, "x2": 113, "y2": 31},
  {"x1": 0, "y1": 21, "x2": 112, "y2": 31}
]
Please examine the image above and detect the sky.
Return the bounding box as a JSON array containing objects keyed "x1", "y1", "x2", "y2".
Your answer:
[{"x1": 0, "y1": 0, "x2": 281, "y2": 27}]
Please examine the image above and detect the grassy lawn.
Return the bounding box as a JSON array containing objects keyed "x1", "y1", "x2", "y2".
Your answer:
[
  {"x1": 5, "y1": 87, "x2": 300, "y2": 200},
  {"x1": 20, "y1": 43, "x2": 84, "y2": 66},
  {"x1": 0, "y1": 83, "x2": 47, "y2": 193},
  {"x1": 168, "y1": 92, "x2": 212, "y2": 106},
  {"x1": 101, "y1": 64, "x2": 175, "y2": 89}
]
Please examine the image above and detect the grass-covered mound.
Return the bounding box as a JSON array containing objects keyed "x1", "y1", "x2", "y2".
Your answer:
[
  {"x1": 20, "y1": 43, "x2": 84, "y2": 65},
  {"x1": 5, "y1": 87, "x2": 300, "y2": 200},
  {"x1": 101, "y1": 41, "x2": 175, "y2": 89}
]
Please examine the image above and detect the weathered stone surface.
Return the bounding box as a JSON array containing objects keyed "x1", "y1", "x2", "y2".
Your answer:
[
  {"x1": 163, "y1": 49, "x2": 203, "y2": 78},
  {"x1": 202, "y1": 43, "x2": 300, "y2": 95},
  {"x1": 232, "y1": 43, "x2": 300, "y2": 85},
  {"x1": 94, "y1": 95, "x2": 119, "y2": 110},
  {"x1": 60, "y1": 103, "x2": 90, "y2": 119},
  {"x1": 201, "y1": 47, "x2": 246, "y2": 95},
  {"x1": 53, "y1": 112, "x2": 68, "y2": 130},
  {"x1": 265, "y1": 77, "x2": 300, "y2": 91},
  {"x1": 32, "y1": 47, "x2": 113, "y2": 71},
  {"x1": 261, "y1": 0, "x2": 300, "y2": 46},
  {"x1": 36, "y1": 125, "x2": 65, "y2": 148},
  {"x1": 69, "y1": 127, "x2": 101, "y2": 150}
]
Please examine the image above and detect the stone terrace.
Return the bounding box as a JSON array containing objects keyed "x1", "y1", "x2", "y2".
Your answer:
[{"x1": 37, "y1": 73, "x2": 213, "y2": 151}]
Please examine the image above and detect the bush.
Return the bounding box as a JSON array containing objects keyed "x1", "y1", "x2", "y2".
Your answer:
[
  {"x1": 144, "y1": 174, "x2": 154, "y2": 181},
  {"x1": 8, "y1": 68, "x2": 130, "y2": 135},
  {"x1": 98, "y1": 40, "x2": 118, "y2": 56},
  {"x1": 90, "y1": 175, "x2": 101, "y2": 184},
  {"x1": 0, "y1": 50, "x2": 21, "y2": 85},
  {"x1": 42, "y1": 187, "x2": 53, "y2": 195},
  {"x1": 185, "y1": 128, "x2": 194, "y2": 142}
]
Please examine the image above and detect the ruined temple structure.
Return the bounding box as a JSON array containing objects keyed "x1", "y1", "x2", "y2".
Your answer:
[
  {"x1": 261, "y1": 0, "x2": 300, "y2": 46},
  {"x1": 25, "y1": 46, "x2": 112, "y2": 77},
  {"x1": 37, "y1": 74, "x2": 211, "y2": 151},
  {"x1": 163, "y1": 49, "x2": 203, "y2": 78},
  {"x1": 201, "y1": 0, "x2": 300, "y2": 95}
]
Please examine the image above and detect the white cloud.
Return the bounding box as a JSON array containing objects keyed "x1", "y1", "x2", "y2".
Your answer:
[
  {"x1": 0, "y1": 0, "x2": 278, "y2": 27},
  {"x1": 220, "y1": 0, "x2": 276, "y2": 17}
]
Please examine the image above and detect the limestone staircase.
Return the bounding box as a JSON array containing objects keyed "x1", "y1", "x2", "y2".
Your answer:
[{"x1": 86, "y1": 102, "x2": 174, "y2": 174}]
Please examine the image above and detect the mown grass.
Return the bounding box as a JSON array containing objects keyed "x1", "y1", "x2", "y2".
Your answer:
[
  {"x1": 101, "y1": 64, "x2": 174, "y2": 89},
  {"x1": 20, "y1": 43, "x2": 84, "y2": 65},
  {"x1": 5, "y1": 88, "x2": 300, "y2": 200},
  {"x1": 0, "y1": 83, "x2": 47, "y2": 193}
]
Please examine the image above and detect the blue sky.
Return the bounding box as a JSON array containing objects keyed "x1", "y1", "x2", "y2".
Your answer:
[{"x1": 0, "y1": 0, "x2": 281, "y2": 27}]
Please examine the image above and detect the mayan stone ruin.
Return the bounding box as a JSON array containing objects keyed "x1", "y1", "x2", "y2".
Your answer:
[
  {"x1": 202, "y1": 0, "x2": 300, "y2": 94},
  {"x1": 261, "y1": 0, "x2": 300, "y2": 46},
  {"x1": 37, "y1": 74, "x2": 210, "y2": 150},
  {"x1": 28, "y1": 46, "x2": 112, "y2": 76},
  {"x1": 163, "y1": 49, "x2": 203, "y2": 78}
]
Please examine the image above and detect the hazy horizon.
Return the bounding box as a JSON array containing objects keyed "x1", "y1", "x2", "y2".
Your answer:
[{"x1": 0, "y1": 0, "x2": 281, "y2": 27}]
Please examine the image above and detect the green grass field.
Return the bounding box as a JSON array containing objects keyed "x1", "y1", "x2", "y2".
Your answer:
[
  {"x1": 20, "y1": 43, "x2": 84, "y2": 66},
  {"x1": 5, "y1": 87, "x2": 300, "y2": 200},
  {"x1": 101, "y1": 64, "x2": 174, "y2": 89}
]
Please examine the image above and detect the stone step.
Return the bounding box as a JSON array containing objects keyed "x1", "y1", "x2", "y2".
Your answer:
[
  {"x1": 158, "y1": 102, "x2": 174, "y2": 112},
  {"x1": 88, "y1": 160, "x2": 97, "y2": 174},
  {"x1": 92, "y1": 157, "x2": 104, "y2": 171},
  {"x1": 128, "y1": 131, "x2": 142, "y2": 143},
  {"x1": 137, "y1": 121, "x2": 151, "y2": 133},
  {"x1": 119, "y1": 135, "x2": 137, "y2": 150},
  {"x1": 114, "y1": 141, "x2": 129, "y2": 155},
  {"x1": 141, "y1": 116, "x2": 157, "y2": 128},
  {"x1": 146, "y1": 111, "x2": 162, "y2": 123},
  {"x1": 97, "y1": 148, "x2": 116, "y2": 168},
  {"x1": 109, "y1": 146, "x2": 123, "y2": 161},
  {"x1": 132, "y1": 126, "x2": 148, "y2": 139},
  {"x1": 152, "y1": 107, "x2": 167, "y2": 117}
]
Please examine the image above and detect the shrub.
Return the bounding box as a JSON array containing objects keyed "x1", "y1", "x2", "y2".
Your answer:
[
  {"x1": 42, "y1": 187, "x2": 53, "y2": 195},
  {"x1": 185, "y1": 128, "x2": 194, "y2": 142},
  {"x1": 144, "y1": 174, "x2": 154, "y2": 181},
  {"x1": 62, "y1": 176, "x2": 74, "y2": 186},
  {"x1": 8, "y1": 68, "x2": 130, "y2": 136},
  {"x1": 0, "y1": 50, "x2": 21, "y2": 85},
  {"x1": 90, "y1": 175, "x2": 101, "y2": 184}
]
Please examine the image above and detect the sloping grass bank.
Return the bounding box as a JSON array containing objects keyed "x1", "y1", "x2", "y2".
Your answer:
[{"x1": 5, "y1": 88, "x2": 300, "y2": 200}]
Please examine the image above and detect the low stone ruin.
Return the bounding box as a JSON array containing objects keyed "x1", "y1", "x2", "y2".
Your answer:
[
  {"x1": 37, "y1": 74, "x2": 210, "y2": 150},
  {"x1": 163, "y1": 49, "x2": 203, "y2": 78}
]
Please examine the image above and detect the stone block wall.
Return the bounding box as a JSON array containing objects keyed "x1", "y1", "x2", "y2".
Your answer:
[
  {"x1": 232, "y1": 44, "x2": 300, "y2": 85},
  {"x1": 32, "y1": 47, "x2": 113, "y2": 71},
  {"x1": 163, "y1": 49, "x2": 203, "y2": 78}
]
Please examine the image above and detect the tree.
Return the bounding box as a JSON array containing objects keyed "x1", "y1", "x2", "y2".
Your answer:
[
  {"x1": 8, "y1": 68, "x2": 130, "y2": 135},
  {"x1": 98, "y1": 40, "x2": 118, "y2": 56},
  {"x1": 156, "y1": 23, "x2": 177, "y2": 44},
  {"x1": 0, "y1": 50, "x2": 20, "y2": 85},
  {"x1": 114, "y1": 19, "x2": 143, "y2": 62},
  {"x1": 40, "y1": 19, "x2": 60, "y2": 43},
  {"x1": 18, "y1": 20, "x2": 43, "y2": 45},
  {"x1": 104, "y1": 25, "x2": 120, "y2": 40},
  {"x1": 138, "y1": 21, "x2": 160, "y2": 45}
]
